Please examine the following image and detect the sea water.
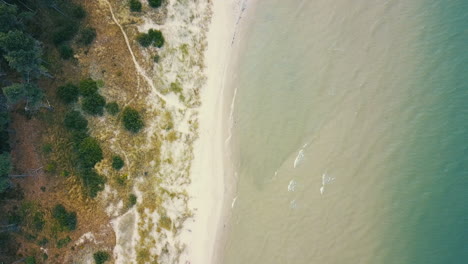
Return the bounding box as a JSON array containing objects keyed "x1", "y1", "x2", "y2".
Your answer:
[{"x1": 223, "y1": 0, "x2": 468, "y2": 263}]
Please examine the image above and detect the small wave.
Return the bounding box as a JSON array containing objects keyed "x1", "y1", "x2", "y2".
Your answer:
[
  {"x1": 289, "y1": 199, "x2": 297, "y2": 209},
  {"x1": 293, "y1": 149, "x2": 305, "y2": 168},
  {"x1": 288, "y1": 180, "x2": 297, "y2": 192},
  {"x1": 231, "y1": 196, "x2": 238, "y2": 208}
]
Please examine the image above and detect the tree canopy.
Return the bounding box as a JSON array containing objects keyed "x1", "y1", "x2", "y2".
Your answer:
[
  {"x1": 122, "y1": 107, "x2": 144, "y2": 133},
  {"x1": 78, "y1": 137, "x2": 103, "y2": 168}
]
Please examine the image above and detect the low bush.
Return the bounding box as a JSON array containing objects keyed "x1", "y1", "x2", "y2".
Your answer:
[
  {"x1": 80, "y1": 169, "x2": 105, "y2": 198},
  {"x1": 59, "y1": 45, "x2": 74, "y2": 60},
  {"x1": 94, "y1": 251, "x2": 110, "y2": 264},
  {"x1": 136, "y1": 29, "x2": 165, "y2": 48},
  {"x1": 79, "y1": 78, "x2": 99, "y2": 96},
  {"x1": 64, "y1": 111, "x2": 88, "y2": 131},
  {"x1": 128, "y1": 194, "x2": 137, "y2": 207},
  {"x1": 148, "y1": 0, "x2": 163, "y2": 8},
  {"x1": 56, "y1": 236, "x2": 72, "y2": 248},
  {"x1": 129, "y1": 0, "x2": 142, "y2": 12},
  {"x1": 56, "y1": 83, "x2": 79, "y2": 104},
  {"x1": 122, "y1": 107, "x2": 144, "y2": 133},
  {"x1": 105, "y1": 102, "x2": 119, "y2": 115},
  {"x1": 52, "y1": 21, "x2": 79, "y2": 45},
  {"x1": 72, "y1": 5, "x2": 86, "y2": 20},
  {"x1": 52, "y1": 204, "x2": 77, "y2": 231},
  {"x1": 112, "y1": 156, "x2": 124, "y2": 170},
  {"x1": 79, "y1": 27, "x2": 96, "y2": 45},
  {"x1": 82, "y1": 94, "x2": 106, "y2": 116},
  {"x1": 78, "y1": 137, "x2": 103, "y2": 168},
  {"x1": 25, "y1": 256, "x2": 36, "y2": 264}
]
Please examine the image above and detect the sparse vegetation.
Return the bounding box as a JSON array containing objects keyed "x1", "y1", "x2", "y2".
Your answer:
[
  {"x1": 94, "y1": 251, "x2": 110, "y2": 264},
  {"x1": 112, "y1": 156, "x2": 124, "y2": 170},
  {"x1": 122, "y1": 107, "x2": 144, "y2": 133},
  {"x1": 128, "y1": 194, "x2": 137, "y2": 207},
  {"x1": 79, "y1": 168, "x2": 105, "y2": 198}
]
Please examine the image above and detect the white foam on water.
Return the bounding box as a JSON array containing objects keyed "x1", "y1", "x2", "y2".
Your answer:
[
  {"x1": 288, "y1": 180, "x2": 297, "y2": 192},
  {"x1": 293, "y1": 149, "x2": 305, "y2": 168},
  {"x1": 289, "y1": 199, "x2": 297, "y2": 209},
  {"x1": 320, "y1": 172, "x2": 336, "y2": 195},
  {"x1": 231, "y1": 196, "x2": 238, "y2": 208}
]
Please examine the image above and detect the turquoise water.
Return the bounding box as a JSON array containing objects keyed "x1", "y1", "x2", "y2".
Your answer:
[{"x1": 223, "y1": 0, "x2": 468, "y2": 263}]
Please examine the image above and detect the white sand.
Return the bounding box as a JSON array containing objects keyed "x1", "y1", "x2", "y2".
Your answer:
[{"x1": 179, "y1": 0, "x2": 243, "y2": 263}]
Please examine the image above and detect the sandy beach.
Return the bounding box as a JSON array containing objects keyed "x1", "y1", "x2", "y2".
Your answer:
[{"x1": 179, "y1": 0, "x2": 245, "y2": 263}]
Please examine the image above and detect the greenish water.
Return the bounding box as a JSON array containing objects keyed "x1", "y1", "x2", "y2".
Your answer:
[{"x1": 223, "y1": 0, "x2": 468, "y2": 263}]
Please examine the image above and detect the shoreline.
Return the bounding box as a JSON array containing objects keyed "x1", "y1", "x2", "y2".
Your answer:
[{"x1": 180, "y1": 0, "x2": 241, "y2": 264}]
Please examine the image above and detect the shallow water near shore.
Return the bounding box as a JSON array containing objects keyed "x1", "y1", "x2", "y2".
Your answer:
[{"x1": 223, "y1": 0, "x2": 468, "y2": 263}]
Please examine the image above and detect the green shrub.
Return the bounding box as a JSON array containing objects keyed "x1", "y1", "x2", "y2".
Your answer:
[
  {"x1": 78, "y1": 137, "x2": 103, "y2": 168},
  {"x1": 58, "y1": 45, "x2": 73, "y2": 60},
  {"x1": 72, "y1": 5, "x2": 86, "y2": 20},
  {"x1": 136, "y1": 29, "x2": 164, "y2": 48},
  {"x1": 153, "y1": 54, "x2": 160, "y2": 63},
  {"x1": 82, "y1": 94, "x2": 106, "y2": 116},
  {"x1": 122, "y1": 107, "x2": 144, "y2": 133},
  {"x1": 79, "y1": 78, "x2": 99, "y2": 96},
  {"x1": 71, "y1": 131, "x2": 88, "y2": 147},
  {"x1": 42, "y1": 143, "x2": 53, "y2": 154},
  {"x1": 52, "y1": 21, "x2": 79, "y2": 45},
  {"x1": 128, "y1": 194, "x2": 137, "y2": 207},
  {"x1": 25, "y1": 256, "x2": 36, "y2": 264},
  {"x1": 79, "y1": 27, "x2": 96, "y2": 45},
  {"x1": 94, "y1": 251, "x2": 110, "y2": 264},
  {"x1": 56, "y1": 236, "x2": 72, "y2": 248},
  {"x1": 45, "y1": 162, "x2": 57, "y2": 173},
  {"x1": 147, "y1": 29, "x2": 164, "y2": 48},
  {"x1": 148, "y1": 0, "x2": 163, "y2": 8},
  {"x1": 52, "y1": 204, "x2": 77, "y2": 231},
  {"x1": 111, "y1": 156, "x2": 124, "y2": 170},
  {"x1": 33, "y1": 212, "x2": 45, "y2": 231},
  {"x1": 64, "y1": 111, "x2": 88, "y2": 131},
  {"x1": 79, "y1": 169, "x2": 105, "y2": 198},
  {"x1": 56, "y1": 83, "x2": 79, "y2": 104},
  {"x1": 105, "y1": 102, "x2": 119, "y2": 115},
  {"x1": 38, "y1": 237, "x2": 49, "y2": 246},
  {"x1": 129, "y1": 0, "x2": 142, "y2": 12},
  {"x1": 136, "y1": 33, "x2": 152, "y2": 47}
]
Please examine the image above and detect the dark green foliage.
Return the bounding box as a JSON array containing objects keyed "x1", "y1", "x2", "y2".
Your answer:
[
  {"x1": 136, "y1": 29, "x2": 165, "y2": 48},
  {"x1": 42, "y1": 143, "x2": 53, "y2": 154},
  {"x1": 71, "y1": 131, "x2": 88, "y2": 146},
  {"x1": 128, "y1": 194, "x2": 137, "y2": 207},
  {"x1": 25, "y1": 256, "x2": 36, "y2": 264},
  {"x1": 0, "y1": 3, "x2": 22, "y2": 33},
  {"x1": 2, "y1": 82, "x2": 43, "y2": 109},
  {"x1": 56, "y1": 236, "x2": 72, "y2": 248},
  {"x1": 64, "y1": 111, "x2": 88, "y2": 131},
  {"x1": 94, "y1": 251, "x2": 110, "y2": 264},
  {"x1": 0, "y1": 30, "x2": 43, "y2": 77},
  {"x1": 105, "y1": 102, "x2": 119, "y2": 115},
  {"x1": 79, "y1": 169, "x2": 105, "y2": 198},
  {"x1": 112, "y1": 156, "x2": 124, "y2": 170},
  {"x1": 52, "y1": 204, "x2": 77, "y2": 231},
  {"x1": 153, "y1": 54, "x2": 160, "y2": 63},
  {"x1": 136, "y1": 33, "x2": 152, "y2": 47},
  {"x1": 79, "y1": 78, "x2": 99, "y2": 96},
  {"x1": 0, "y1": 152, "x2": 11, "y2": 176},
  {"x1": 78, "y1": 137, "x2": 103, "y2": 168},
  {"x1": 52, "y1": 21, "x2": 79, "y2": 45},
  {"x1": 72, "y1": 5, "x2": 87, "y2": 20},
  {"x1": 148, "y1": 0, "x2": 163, "y2": 8},
  {"x1": 122, "y1": 107, "x2": 144, "y2": 133},
  {"x1": 59, "y1": 45, "x2": 74, "y2": 60},
  {"x1": 82, "y1": 94, "x2": 106, "y2": 116},
  {"x1": 2, "y1": 83, "x2": 23, "y2": 105},
  {"x1": 38, "y1": 237, "x2": 49, "y2": 246},
  {"x1": 0, "y1": 176, "x2": 10, "y2": 193},
  {"x1": 129, "y1": 0, "x2": 142, "y2": 12},
  {"x1": 0, "y1": 110, "x2": 9, "y2": 127},
  {"x1": 79, "y1": 27, "x2": 97, "y2": 45},
  {"x1": 148, "y1": 29, "x2": 164, "y2": 48},
  {"x1": 56, "y1": 83, "x2": 79, "y2": 104}
]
